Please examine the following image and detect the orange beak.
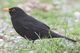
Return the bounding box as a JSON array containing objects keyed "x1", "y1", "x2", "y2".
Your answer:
[{"x1": 3, "y1": 8, "x2": 9, "y2": 12}]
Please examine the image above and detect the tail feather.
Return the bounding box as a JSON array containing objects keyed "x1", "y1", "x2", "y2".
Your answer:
[{"x1": 51, "y1": 31, "x2": 77, "y2": 42}]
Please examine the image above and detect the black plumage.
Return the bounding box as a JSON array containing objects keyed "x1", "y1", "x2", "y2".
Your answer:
[{"x1": 9, "y1": 7, "x2": 76, "y2": 42}]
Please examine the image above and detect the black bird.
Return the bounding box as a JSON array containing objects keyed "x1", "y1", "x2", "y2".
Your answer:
[{"x1": 4, "y1": 7, "x2": 76, "y2": 42}]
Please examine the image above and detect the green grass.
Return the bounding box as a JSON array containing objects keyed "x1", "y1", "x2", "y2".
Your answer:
[
  {"x1": 39, "y1": 0, "x2": 53, "y2": 3},
  {"x1": 0, "y1": 0, "x2": 80, "y2": 53}
]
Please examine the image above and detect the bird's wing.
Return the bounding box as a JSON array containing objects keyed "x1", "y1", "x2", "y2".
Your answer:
[{"x1": 19, "y1": 17, "x2": 50, "y2": 31}]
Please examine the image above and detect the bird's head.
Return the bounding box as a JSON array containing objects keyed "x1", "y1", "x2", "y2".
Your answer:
[{"x1": 3, "y1": 7, "x2": 26, "y2": 17}]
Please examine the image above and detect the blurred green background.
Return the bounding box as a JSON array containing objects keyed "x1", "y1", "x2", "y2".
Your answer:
[{"x1": 0, "y1": 0, "x2": 80, "y2": 53}]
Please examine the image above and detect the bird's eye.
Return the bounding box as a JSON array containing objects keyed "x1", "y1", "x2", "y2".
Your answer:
[{"x1": 11, "y1": 9, "x2": 16, "y2": 12}]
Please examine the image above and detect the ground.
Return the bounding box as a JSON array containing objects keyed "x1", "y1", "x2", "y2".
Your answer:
[{"x1": 0, "y1": 0, "x2": 80, "y2": 53}]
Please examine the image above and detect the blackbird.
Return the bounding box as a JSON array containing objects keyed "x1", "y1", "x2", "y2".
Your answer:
[{"x1": 3, "y1": 7, "x2": 76, "y2": 42}]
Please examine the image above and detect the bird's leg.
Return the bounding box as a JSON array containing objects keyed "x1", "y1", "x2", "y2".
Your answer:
[{"x1": 32, "y1": 40, "x2": 35, "y2": 43}]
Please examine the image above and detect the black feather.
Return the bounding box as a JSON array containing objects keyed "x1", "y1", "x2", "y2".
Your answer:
[{"x1": 9, "y1": 7, "x2": 76, "y2": 42}]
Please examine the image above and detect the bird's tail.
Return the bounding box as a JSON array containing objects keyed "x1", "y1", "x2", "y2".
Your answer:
[{"x1": 50, "y1": 31, "x2": 77, "y2": 42}]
